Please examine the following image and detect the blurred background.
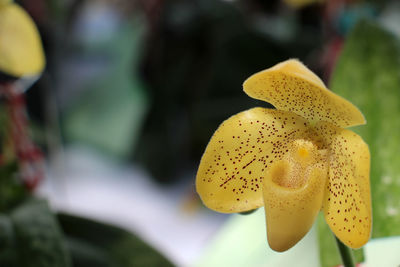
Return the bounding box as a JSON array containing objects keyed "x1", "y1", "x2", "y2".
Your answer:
[{"x1": 2, "y1": 0, "x2": 400, "y2": 266}]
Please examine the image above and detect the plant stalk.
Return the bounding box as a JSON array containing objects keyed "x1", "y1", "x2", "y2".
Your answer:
[{"x1": 334, "y1": 236, "x2": 356, "y2": 267}]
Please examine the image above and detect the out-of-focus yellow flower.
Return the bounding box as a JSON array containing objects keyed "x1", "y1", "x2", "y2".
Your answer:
[
  {"x1": 283, "y1": 0, "x2": 325, "y2": 9},
  {"x1": 0, "y1": 2, "x2": 45, "y2": 78},
  {"x1": 0, "y1": 0, "x2": 12, "y2": 7},
  {"x1": 196, "y1": 59, "x2": 371, "y2": 252}
]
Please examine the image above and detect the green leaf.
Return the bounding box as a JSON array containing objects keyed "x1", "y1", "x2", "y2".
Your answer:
[
  {"x1": 0, "y1": 198, "x2": 72, "y2": 267},
  {"x1": 58, "y1": 213, "x2": 174, "y2": 267},
  {"x1": 319, "y1": 19, "x2": 400, "y2": 266},
  {"x1": 0, "y1": 162, "x2": 28, "y2": 212},
  {"x1": 0, "y1": 214, "x2": 17, "y2": 266},
  {"x1": 0, "y1": 103, "x2": 28, "y2": 212}
]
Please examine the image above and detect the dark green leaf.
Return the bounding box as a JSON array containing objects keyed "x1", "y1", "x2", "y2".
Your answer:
[
  {"x1": 58, "y1": 213, "x2": 174, "y2": 267},
  {"x1": 0, "y1": 162, "x2": 28, "y2": 212},
  {"x1": 0, "y1": 198, "x2": 72, "y2": 267},
  {"x1": 0, "y1": 214, "x2": 17, "y2": 266}
]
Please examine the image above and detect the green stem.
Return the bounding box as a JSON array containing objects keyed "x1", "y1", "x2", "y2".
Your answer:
[{"x1": 334, "y1": 236, "x2": 356, "y2": 267}]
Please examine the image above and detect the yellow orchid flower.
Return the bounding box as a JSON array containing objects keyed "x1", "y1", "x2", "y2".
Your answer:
[
  {"x1": 0, "y1": 1, "x2": 45, "y2": 78},
  {"x1": 196, "y1": 59, "x2": 371, "y2": 252},
  {"x1": 283, "y1": 0, "x2": 325, "y2": 9},
  {"x1": 0, "y1": 0, "x2": 12, "y2": 7}
]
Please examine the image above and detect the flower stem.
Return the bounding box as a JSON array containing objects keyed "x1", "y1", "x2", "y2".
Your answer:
[{"x1": 334, "y1": 236, "x2": 355, "y2": 267}]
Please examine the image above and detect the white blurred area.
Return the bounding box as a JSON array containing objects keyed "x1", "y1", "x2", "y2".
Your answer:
[{"x1": 37, "y1": 146, "x2": 228, "y2": 266}]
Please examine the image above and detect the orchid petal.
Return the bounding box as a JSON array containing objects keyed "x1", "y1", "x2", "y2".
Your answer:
[
  {"x1": 0, "y1": 3, "x2": 45, "y2": 77},
  {"x1": 243, "y1": 59, "x2": 365, "y2": 128},
  {"x1": 196, "y1": 108, "x2": 314, "y2": 213},
  {"x1": 0, "y1": 0, "x2": 12, "y2": 7},
  {"x1": 315, "y1": 121, "x2": 371, "y2": 248},
  {"x1": 263, "y1": 139, "x2": 328, "y2": 251}
]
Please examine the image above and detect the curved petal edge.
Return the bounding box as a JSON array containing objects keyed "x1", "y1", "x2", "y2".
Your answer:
[{"x1": 243, "y1": 59, "x2": 366, "y2": 128}]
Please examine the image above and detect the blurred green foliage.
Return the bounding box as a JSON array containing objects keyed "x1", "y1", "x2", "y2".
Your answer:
[
  {"x1": 0, "y1": 198, "x2": 71, "y2": 267},
  {"x1": 319, "y1": 19, "x2": 400, "y2": 266},
  {"x1": 0, "y1": 162, "x2": 27, "y2": 212},
  {"x1": 59, "y1": 214, "x2": 173, "y2": 267},
  {"x1": 63, "y1": 19, "x2": 149, "y2": 159}
]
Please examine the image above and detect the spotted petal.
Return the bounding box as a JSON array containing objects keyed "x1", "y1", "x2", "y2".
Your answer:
[
  {"x1": 196, "y1": 107, "x2": 316, "y2": 213},
  {"x1": 315, "y1": 121, "x2": 371, "y2": 248},
  {"x1": 243, "y1": 59, "x2": 365, "y2": 128},
  {"x1": 0, "y1": 3, "x2": 45, "y2": 77}
]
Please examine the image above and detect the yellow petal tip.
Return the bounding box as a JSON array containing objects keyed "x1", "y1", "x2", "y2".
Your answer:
[{"x1": 0, "y1": 3, "x2": 46, "y2": 77}]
